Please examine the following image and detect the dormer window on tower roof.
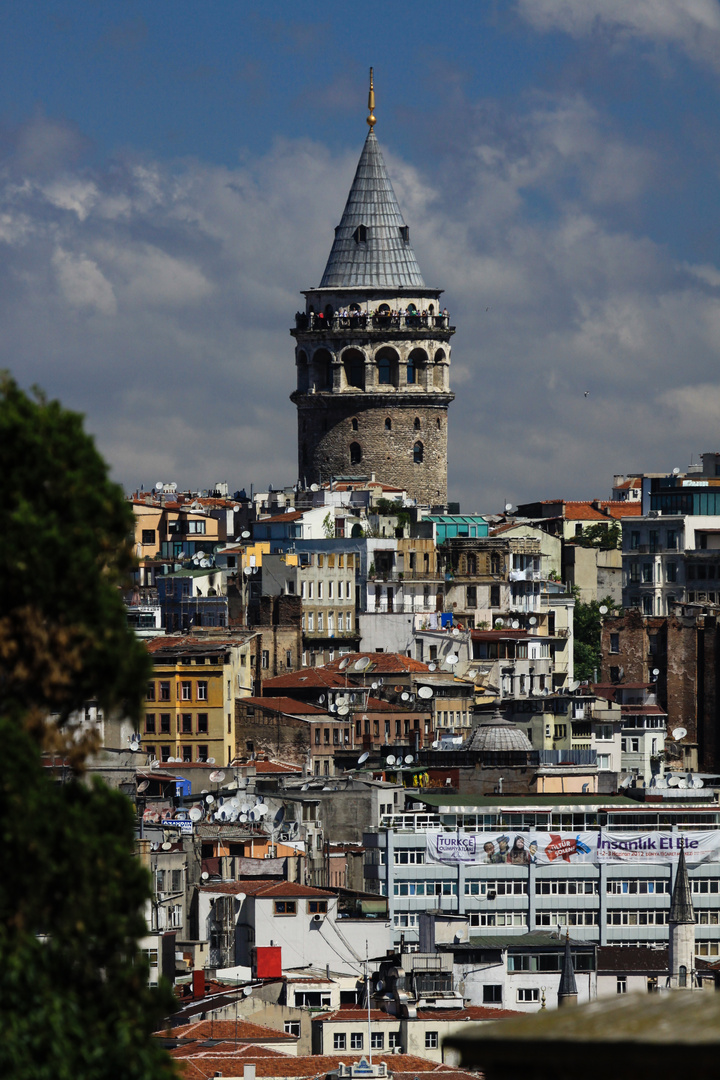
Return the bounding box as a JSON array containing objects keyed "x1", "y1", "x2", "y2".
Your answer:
[
  {"x1": 399, "y1": 225, "x2": 409, "y2": 243},
  {"x1": 353, "y1": 225, "x2": 368, "y2": 245}
]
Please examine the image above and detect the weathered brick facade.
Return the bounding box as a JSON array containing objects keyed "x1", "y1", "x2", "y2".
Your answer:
[{"x1": 600, "y1": 609, "x2": 720, "y2": 771}]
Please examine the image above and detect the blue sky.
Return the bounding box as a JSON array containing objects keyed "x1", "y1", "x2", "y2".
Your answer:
[{"x1": 3, "y1": 1, "x2": 720, "y2": 508}]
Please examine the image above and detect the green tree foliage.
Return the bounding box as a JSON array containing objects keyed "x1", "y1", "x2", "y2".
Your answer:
[
  {"x1": 574, "y1": 594, "x2": 618, "y2": 681},
  {"x1": 0, "y1": 376, "x2": 176, "y2": 1078},
  {"x1": 0, "y1": 374, "x2": 150, "y2": 751},
  {"x1": 574, "y1": 521, "x2": 621, "y2": 549}
]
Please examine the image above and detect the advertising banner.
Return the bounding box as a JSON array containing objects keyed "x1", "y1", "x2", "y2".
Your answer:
[{"x1": 426, "y1": 831, "x2": 720, "y2": 867}]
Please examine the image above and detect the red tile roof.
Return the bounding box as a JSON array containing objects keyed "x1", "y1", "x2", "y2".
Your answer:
[
  {"x1": 562, "y1": 502, "x2": 610, "y2": 521},
  {"x1": 597, "y1": 500, "x2": 642, "y2": 518},
  {"x1": 320, "y1": 1005, "x2": 522, "y2": 1024},
  {"x1": 198, "y1": 879, "x2": 335, "y2": 898},
  {"x1": 172, "y1": 1051, "x2": 474, "y2": 1080},
  {"x1": 257, "y1": 511, "x2": 305, "y2": 524},
  {"x1": 167, "y1": 1019, "x2": 297, "y2": 1042},
  {"x1": 241, "y1": 696, "x2": 327, "y2": 716},
  {"x1": 263, "y1": 669, "x2": 351, "y2": 690},
  {"x1": 324, "y1": 654, "x2": 430, "y2": 674}
]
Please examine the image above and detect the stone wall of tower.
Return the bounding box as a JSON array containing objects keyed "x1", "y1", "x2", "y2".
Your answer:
[{"x1": 297, "y1": 396, "x2": 449, "y2": 504}]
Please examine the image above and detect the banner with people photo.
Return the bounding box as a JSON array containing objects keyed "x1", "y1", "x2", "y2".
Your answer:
[{"x1": 426, "y1": 831, "x2": 720, "y2": 867}]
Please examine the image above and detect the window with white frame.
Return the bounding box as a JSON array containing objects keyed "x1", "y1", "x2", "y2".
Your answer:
[
  {"x1": 425, "y1": 1032, "x2": 438, "y2": 1049},
  {"x1": 350, "y1": 1033, "x2": 363, "y2": 1050},
  {"x1": 517, "y1": 988, "x2": 539, "y2": 1003},
  {"x1": 334, "y1": 1034, "x2": 346, "y2": 1050}
]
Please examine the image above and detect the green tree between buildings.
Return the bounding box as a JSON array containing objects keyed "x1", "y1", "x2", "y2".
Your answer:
[
  {"x1": 573, "y1": 592, "x2": 619, "y2": 682},
  {"x1": 0, "y1": 375, "x2": 176, "y2": 1079}
]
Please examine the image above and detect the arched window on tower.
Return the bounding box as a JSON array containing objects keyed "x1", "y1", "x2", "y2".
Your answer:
[
  {"x1": 376, "y1": 347, "x2": 399, "y2": 387},
  {"x1": 436, "y1": 417, "x2": 441, "y2": 430},
  {"x1": 385, "y1": 418, "x2": 392, "y2": 431},
  {"x1": 407, "y1": 348, "x2": 427, "y2": 386},
  {"x1": 679, "y1": 966, "x2": 687, "y2": 988},
  {"x1": 351, "y1": 417, "x2": 359, "y2": 432},
  {"x1": 413, "y1": 441, "x2": 424, "y2": 464},
  {"x1": 407, "y1": 357, "x2": 416, "y2": 384},
  {"x1": 344, "y1": 349, "x2": 365, "y2": 390},
  {"x1": 350, "y1": 442, "x2": 362, "y2": 466},
  {"x1": 414, "y1": 417, "x2": 421, "y2": 431}
]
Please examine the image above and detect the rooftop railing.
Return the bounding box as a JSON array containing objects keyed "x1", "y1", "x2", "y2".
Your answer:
[{"x1": 295, "y1": 312, "x2": 451, "y2": 332}]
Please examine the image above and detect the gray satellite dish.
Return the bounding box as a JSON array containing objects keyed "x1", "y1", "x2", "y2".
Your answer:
[
  {"x1": 337, "y1": 705, "x2": 349, "y2": 716},
  {"x1": 386, "y1": 755, "x2": 396, "y2": 765},
  {"x1": 428, "y1": 663, "x2": 436, "y2": 672},
  {"x1": 354, "y1": 657, "x2": 371, "y2": 671},
  {"x1": 137, "y1": 779, "x2": 149, "y2": 793},
  {"x1": 162, "y1": 841, "x2": 172, "y2": 851},
  {"x1": 205, "y1": 794, "x2": 215, "y2": 804},
  {"x1": 678, "y1": 779, "x2": 688, "y2": 789},
  {"x1": 243, "y1": 985, "x2": 253, "y2": 997},
  {"x1": 418, "y1": 685, "x2": 433, "y2": 699},
  {"x1": 693, "y1": 777, "x2": 705, "y2": 788},
  {"x1": 207, "y1": 758, "x2": 216, "y2": 765},
  {"x1": 452, "y1": 627, "x2": 460, "y2": 636},
  {"x1": 189, "y1": 806, "x2": 203, "y2": 822},
  {"x1": 655, "y1": 775, "x2": 668, "y2": 788},
  {"x1": 339, "y1": 658, "x2": 349, "y2": 671},
  {"x1": 667, "y1": 775, "x2": 680, "y2": 786},
  {"x1": 529, "y1": 616, "x2": 537, "y2": 625},
  {"x1": 357, "y1": 751, "x2": 370, "y2": 766},
  {"x1": 371, "y1": 682, "x2": 378, "y2": 690},
  {"x1": 504, "y1": 503, "x2": 513, "y2": 512},
  {"x1": 243, "y1": 566, "x2": 253, "y2": 576},
  {"x1": 673, "y1": 467, "x2": 681, "y2": 475},
  {"x1": 241, "y1": 530, "x2": 251, "y2": 539}
]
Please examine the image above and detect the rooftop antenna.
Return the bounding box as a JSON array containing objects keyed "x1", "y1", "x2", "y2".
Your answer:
[{"x1": 367, "y1": 68, "x2": 376, "y2": 129}]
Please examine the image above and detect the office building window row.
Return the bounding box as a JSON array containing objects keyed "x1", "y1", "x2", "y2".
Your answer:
[{"x1": 465, "y1": 880, "x2": 527, "y2": 896}]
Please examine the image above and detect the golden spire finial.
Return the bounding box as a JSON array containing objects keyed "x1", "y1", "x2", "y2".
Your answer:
[{"x1": 367, "y1": 67, "x2": 376, "y2": 129}]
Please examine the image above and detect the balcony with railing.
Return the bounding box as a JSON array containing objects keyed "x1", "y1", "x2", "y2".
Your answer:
[{"x1": 295, "y1": 312, "x2": 451, "y2": 333}]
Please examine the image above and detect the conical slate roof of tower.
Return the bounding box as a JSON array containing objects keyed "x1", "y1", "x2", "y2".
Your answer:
[
  {"x1": 319, "y1": 128, "x2": 426, "y2": 289},
  {"x1": 670, "y1": 844, "x2": 695, "y2": 924},
  {"x1": 558, "y1": 932, "x2": 578, "y2": 999}
]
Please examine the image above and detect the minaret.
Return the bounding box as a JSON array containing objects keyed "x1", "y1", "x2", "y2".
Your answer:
[
  {"x1": 668, "y1": 842, "x2": 695, "y2": 988},
  {"x1": 557, "y1": 931, "x2": 578, "y2": 1007},
  {"x1": 290, "y1": 69, "x2": 455, "y2": 506}
]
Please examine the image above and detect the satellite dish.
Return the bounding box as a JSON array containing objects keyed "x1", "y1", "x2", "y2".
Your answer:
[
  {"x1": 568, "y1": 680, "x2": 580, "y2": 692},
  {"x1": 599, "y1": 605, "x2": 608, "y2": 615},
  {"x1": 129, "y1": 738, "x2": 140, "y2": 753},
  {"x1": 241, "y1": 803, "x2": 252, "y2": 813},
  {"x1": 155, "y1": 481, "x2": 163, "y2": 491},
  {"x1": 207, "y1": 758, "x2": 216, "y2": 765},
  {"x1": 310, "y1": 483, "x2": 319, "y2": 492},
  {"x1": 354, "y1": 657, "x2": 371, "y2": 671},
  {"x1": 205, "y1": 794, "x2": 215, "y2": 804},
  {"x1": 678, "y1": 779, "x2": 688, "y2": 789},
  {"x1": 404, "y1": 754, "x2": 414, "y2": 764},
  {"x1": 338, "y1": 658, "x2": 349, "y2": 671},
  {"x1": 371, "y1": 682, "x2": 378, "y2": 690},
  {"x1": 162, "y1": 841, "x2": 172, "y2": 851},
  {"x1": 243, "y1": 566, "x2": 253, "y2": 576},
  {"x1": 357, "y1": 751, "x2": 370, "y2": 766},
  {"x1": 196, "y1": 551, "x2": 206, "y2": 560},
  {"x1": 512, "y1": 620, "x2": 520, "y2": 629},
  {"x1": 495, "y1": 618, "x2": 504, "y2": 627},
  {"x1": 652, "y1": 668, "x2": 660, "y2": 676},
  {"x1": 401, "y1": 692, "x2": 409, "y2": 701},
  {"x1": 672, "y1": 727, "x2": 687, "y2": 741},
  {"x1": 504, "y1": 503, "x2": 513, "y2": 512},
  {"x1": 431, "y1": 740, "x2": 439, "y2": 749},
  {"x1": 619, "y1": 775, "x2": 632, "y2": 789},
  {"x1": 201, "y1": 871, "x2": 210, "y2": 880},
  {"x1": 319, "y1": 694, "x2": 326, "y2": 703},
  {"x1": 257, "y1": 804, "x2": 268, "y2": 816},
  {"x1": 189, "y1": 806, "x2": 203, "y2": 822},
  {"x1": 693, "y1": 777, "x2": 705, "y2": 788},
  {"x1": 673, "y1": 467, "x2": 681, "y2": 475},
  {"x1": 337, "y1": 705, "x2": 349, "y2": 716},
  {"x1": 418, "y1": 685, "x2": 433, "y2": 699},
  {"x1": 239, "y1": 813, "x2": 248, "y2": 822},
  {"x1": 446, "y1": 654, "x2": 459, "y2": 666},
  {"x1": 248, "y1": 810, "x2": 256, "y2": 821},
  {"x1": 241, "y1": 530, "x2": 251, "y2": 539},
  {"x1": 667, "y1": 775, "x2": 680, "y2": 786},
  {"x1": 428, "y1": 664, "x2": 436, "y2": 672},
  {"x1": 150, "y1": 760, "x2": 160, "y2": 770},
  {"x1": 452, "y1": 627, "x2": 460, "y2": 636},
  {"x1": 329, "y1": 704, "x2": 337, "y2": 713},
  {"x1": 137, "y1": 779, "x2": 150, "y2": 793},
  {"x1": 273, "y1": 807, "x2": 286, "y2": 827},
  {"x1": 655, "y1": 775, "x2": 668, "y2": 788},
  {"x1": 529, "y1": 616, "x2": 537, "y2": 626},
  {"x1": 243, "y1": 986, "x2": 253, "y2": 997},
  {"x1": 386, "y1": 755, "x2": 396, "y2": 765},
  {"x1": 209, "y1": 770, "x2": 226, "y2": 783}
]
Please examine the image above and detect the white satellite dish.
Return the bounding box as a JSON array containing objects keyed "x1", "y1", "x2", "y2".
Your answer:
[
  {"x1": 655, "y1": 775, "x2": 668, "y2": 788},
  {"x1": 354, "y1": 657, "x2": 371, "y2": 671},
  {"x1": 189, "y1": 806, "x2": 203, "y2": 822},
  {"x1": 241, "y1": 803, "x2": 251, "y2": 813},
  {"x1": 431, "y1": 740, "x2": 439, "y2": 749},
  {"x1": 155, "y1": 481, "x2": 164, "y2": 491},
  {"x1": 196, "y1": 550, "x2": 206, "y2": 559},
  {"x1": 371, "y1": 682, "x2": 378, "y2": 690},
  {"x1": 129, "y1": 738, "x2": 140, "y2": 753},
  {"x1": 693, "y1": 777, "x2": 705, "y2": 788},
  {"x1": 672, "y1": 727, "x2": 687, "y2": 741},
  {"x1": 201, "y1": 871, "x2": 210, "y2": 880},
  {"x1": 386, "y1": 755, "x2": 396, "y2": 765},
  {"x1": 329, "y1": 704, "x2": 337, "y2": 713},
  {"x1": 452, "y1": 627, "x2": 460, "y2": 636},
  {"x1": 512, "y1": 620, "x2": 520, "y2": 629},
  {"x1": 137, "y1": 779, "x2": 150, "y2": 793},
  {"x1": 209, "y1": 770, "x2": 226, "y2": 783},
  {"x1": 337, "y1": 705, "x2": 349, "y2": 716},
  {"x1": 207, "y1": 758, "x2": 216, "y2": 765},
  {"x1": 667, "y1": 775, "x2": 680, "y2": 787},
  {"x1": 239, "y1": 813, "x2": 248, "y2": 822},
  {"x1": 404, "y1": 754, "x2": 414, "y2": 764},
  {"x1": 672, "y1": 467, "x2": 681, "y2": 475},
  {"x1": 495, "y1": 618, "x2": 504, "y2": 627},
  {"x1": 338, "y1": 658, "x2": 349, "y2": 671},
  {"x1": 205, "y1": 794, "x2": 215, "y2": 804},
  {"x1": 599, "y1": 605, "x2": 608, "y2": 615},
  {"x1": 310, "y1": 483, "x2": 319, "y2": 492},
  {"x1": 504, "y1": 503, "x2": 513, "y2": 512},
  {"x1": 568, "y1": 680, "x2": 580, "y2": 692},
  {"x1": 357, "y1": 751, "x2": 370, "y2": 766},
  {"x1": 418, "y1": 685, "x2": 433, "y2": 699},
  {"x1": 243, "y1": 566, "x2": 253, "y2": 576},
  {"x1": 256, "y1": 804, "x2": 268, "y2": 816},
  {"x1": 428, "y1": 664, "x2": 436, "y2": 672},
  {"x1": 678, "y1": 779, "x2": 688, "y2": 789},
  {"x1": 241, "y1": 530, "x2": 251, "y2": 539},
  {"x1": 319, "y1": 694, "x2": 326, "y2": 703},
  {"x1": 446, "y1": 654, "x2": 459, "y2": 666},
  {"x1": 652, "y1": 668, "x2": 660, "y2": 676},
  {"x1": 529, "y1": 617, "x2": 537, "y2": 625},
  {"x1": 162, "y1": 841, "x2": 172, "y2": 851},
  {"x1": 401, "y1": 692, "x2": 409, "y2": 701}
]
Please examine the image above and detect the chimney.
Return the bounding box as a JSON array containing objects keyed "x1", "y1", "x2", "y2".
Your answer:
[{"x1": 192, "y1": 968, "x2": 206, "y2": 999}]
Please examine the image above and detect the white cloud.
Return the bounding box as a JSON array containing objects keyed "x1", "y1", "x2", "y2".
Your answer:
[
  {"x1": 517, "y1": 0, "x2": 720, "y2": 68},
  {"x1": 51, "y1": 248, "x2": 117, "y2": 316}
]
